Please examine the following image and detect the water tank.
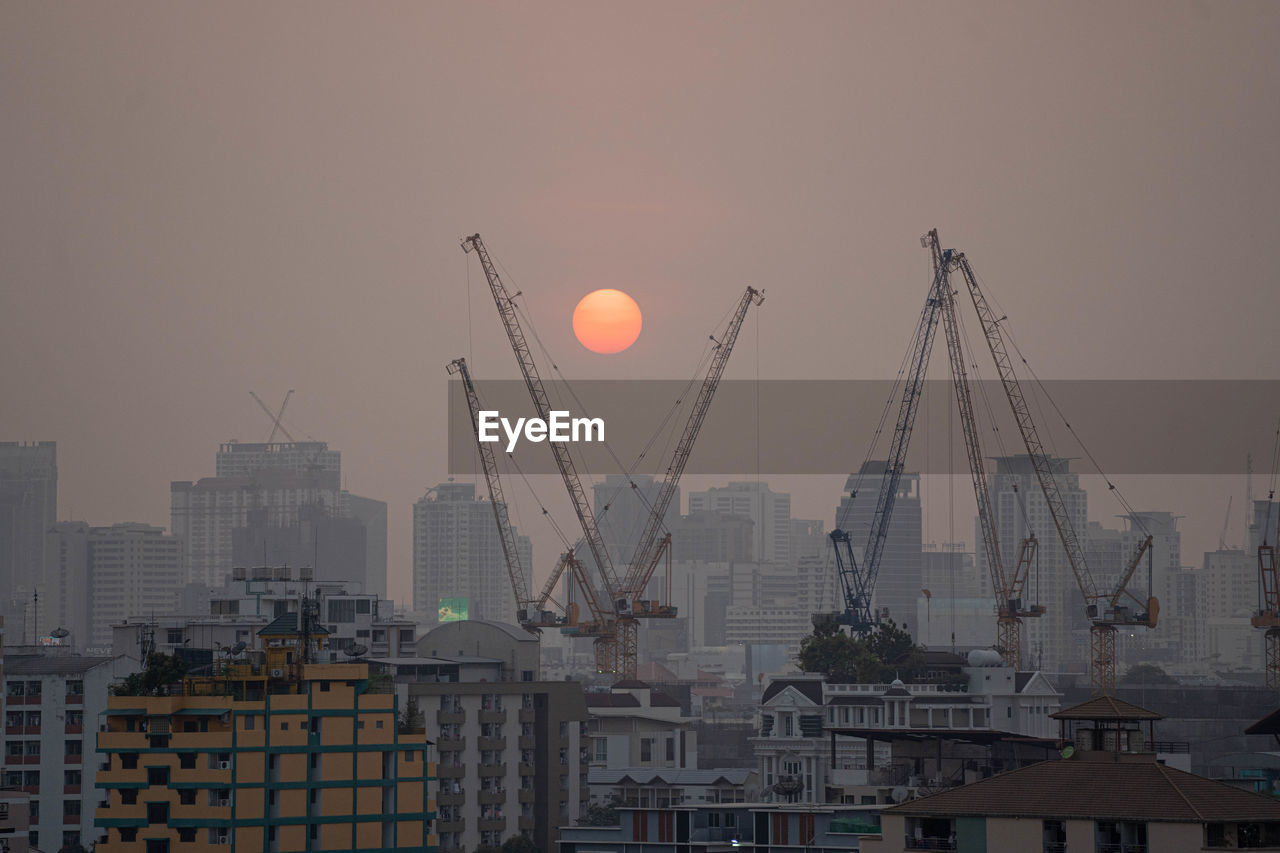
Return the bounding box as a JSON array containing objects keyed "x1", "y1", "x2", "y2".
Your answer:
[{"x1": 967, "y1": 649, "x2": 1004, "y2": 667}]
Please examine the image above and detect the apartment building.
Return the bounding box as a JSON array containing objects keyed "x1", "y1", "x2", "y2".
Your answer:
[
  {"x1": 93, "y1": 617, "x2": 434, "y2": 852},
  {"x1": 1, "y1": 652, "x2": 137, "y2": 852}
]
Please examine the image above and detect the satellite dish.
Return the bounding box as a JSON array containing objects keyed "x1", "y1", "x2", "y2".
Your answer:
[
  {"x1": 230, "y1": 641, "x2": 247, "y2": 655},
  {"x1": 1060, "y1": 745, "x2": 1076, "y2": 760},
  {"x1": 345, "y1": 644, "x2": 369, "y2": 658},
  {"x1": 891, "y1": 787, "x2": 909, "y2": 803},
  {"x1": 51, "y1": 627, "x2": 70, "y2": 639}
]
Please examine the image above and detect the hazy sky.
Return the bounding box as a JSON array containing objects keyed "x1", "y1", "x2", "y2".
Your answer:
[{"x1": 3, "y1": 2, "x2": 1278, "y2": 606}]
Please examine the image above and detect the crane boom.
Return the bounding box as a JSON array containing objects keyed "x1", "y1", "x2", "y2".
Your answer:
[
  {"x1": 930, "y1": 231, "x2": 1040, "y2": 667},
  {"x1": 447, "y1": 358, "x2": 534, "y2": 613},
  {"x1": 461, "y1": 234, "x2": 619, "y2": 595},
  {"x1": 950, "y1": 250, "x2": 1153, "y2": 693},
  {"x1": 621, "y1": 287, "x2": 765, "y2": 598}
]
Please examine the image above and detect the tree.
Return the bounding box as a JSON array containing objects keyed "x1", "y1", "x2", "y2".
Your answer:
[
  {"x1": 501, "y1": 835, "x2": 540, "y2": 853},
  {"x1": 797, "y1": 620, "x2": 925, "y2": 683},
  {"x1": 57, "y1": 841, "x2": 88, "y2": 853},
  {"x1": 1120, "y1": 663, "x2": 1176, "y2": 685},
  {"x1": 399, "y1": 696, "x2": 425, "y2": 733},
  {"x1": 112, "y1": 653, "x2": 187, "y2": 697},
  {"x1": 578, "y1": 796, "x2": 622, "y2": 826}
]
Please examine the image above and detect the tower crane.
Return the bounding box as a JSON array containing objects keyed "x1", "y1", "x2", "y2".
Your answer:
[
  {"x1": 1251, "y1": 426, "x2": 1280, "y2": 687},
  {"x1": 611, "y1": 286, "x2": 765, "y2": 677},
  {"x1": 462, "y1": 233, "x2": 624, "y2": 672},
  {"x1": 948, "y1": 249, "x2": 1155, "y2": 695},
  {"x1": 447, "y1": 357, "x2": 575, "y2": 630},
  {"x1": 928, "y1": 230, "x2": 1041, "y2": 668},
  {"x1": 820, "y1": 240, "x2": 946, "y2": 634}
]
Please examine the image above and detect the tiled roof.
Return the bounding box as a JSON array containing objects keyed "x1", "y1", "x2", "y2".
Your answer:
[
  {"x1": 3, "y1": 654, "x2": 116, "y2": 675},
  {"x1": 888, "y1": 758, "x2": 1280, "y2": 822},
  {"x1": 257, "y1": 613, "x2": 330, "y2": 637},
  {"x1": 649, "y1": 692, "x2": 681, "y2": 707},
  {"x1": 1050, "y1": 695, "x2": 1162, "y2": 721},
  {"x1": 1245, "y1": 707, "x2": 1280, "y2": 736},
  {"x1": 761, "y1": 678, "x2": 823, "y2": 705},
  {"x1": 590, "y1": 768, "x2": 755, "y2": 786},
  {"x1": 612, "y1": 679, "x2": 650, "y2": 689},
  {"x1": 585, "y1": 693, "x2": 641, "y2": 708}
]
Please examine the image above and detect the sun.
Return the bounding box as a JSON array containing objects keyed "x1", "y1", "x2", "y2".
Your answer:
[{"x1": 573, "y1": 289, "x2": 643, "y2": 354}]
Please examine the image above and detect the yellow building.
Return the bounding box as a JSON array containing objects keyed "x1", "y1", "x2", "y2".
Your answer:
[{"x1": 94, "y1": 612, "x2": 435, "y2": 853}]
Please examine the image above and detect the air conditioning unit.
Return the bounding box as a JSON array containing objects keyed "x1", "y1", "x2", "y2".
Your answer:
[
  {"x1": 270, "y1": 669, "x2": 285, "y2": 678},
  {"x1": 215, "y1": 831, "x2": 229, "y2": 845},
  {"x1": 215, "y1": 798, "x2": 230, "y2": 807},
  {"x1": 218, "y1": 761, "x2": 231, "y2": 770}
]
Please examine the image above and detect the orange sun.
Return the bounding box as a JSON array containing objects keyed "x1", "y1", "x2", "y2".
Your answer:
[{"x1": 573, "y1": 289, "x2": 642, "y2": 354}]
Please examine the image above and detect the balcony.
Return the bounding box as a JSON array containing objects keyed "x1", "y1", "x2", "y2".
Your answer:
[
  {"x1": 438, "y1": 820, "x2": 465, "y2": 833},
  {"x1": 906, "y1": 837, "x2": 956, "y2": 851},
  {"x1": 478, "y1": 818, "x2": 506, "y2": 833},
  {"x1": 64, "y1": 784, "x2": 82, "y2": 796},
  {"x1": 66, "y1": 693, "x2": 84, "y2": 705},
  {"x1": 438, "y1": 711, "x2": 465, "y2": 725},
  {"x1": 478, "y1": 710, "x2": 506, "y2": 725},
  {"x1": 478, "y1": 790, "x2": 506, "y2": 805},
  {"x1": 478, "y1": 764, "x2": 506, "y2": 777},
  {"x1": 170, "y1": 731, "x2": 234, "y2": 751},
  {"x1": 65, "y1": 753, "x2": 83, "y2": 764},
  {"x1": 478, "y1": 737, "x2": 506, "y2": 751},
  {"x1": 438, "y1": 766, "x2": 465, "y2": 779},
  {"x1": 519, "y1": 709, "x2": 535, "y2": 724},
  {"x1": 518, "y1": 763, "x2": 535, "y2": 776},
  {"x1": 518, "y1": 789, "x2": 536, "y2": 803},
  {"x1": 438, "y1": 793, "x2": 465, "y2": 807},
  {"x1": 437, "y1": 738, "x2": 465, "y2": 751},
  {"x1": 519, "y1": 817, "x2": 535, "y2": 832},
  {"x1": 518, "y1": 735, "x2": 535, "y2": 750},
  {"x1": 65, "y1": 724, "x2": 83, "y2": 734}
]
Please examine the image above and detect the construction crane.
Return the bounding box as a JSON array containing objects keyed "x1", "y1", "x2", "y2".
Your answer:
[
  {"x1": 820, "y1": 239, "x2": 947, "y2": 634},
  {"x1": 948, "y1": 249, "x2": 1155, "y2": 695},
  {"x1": 1251, "y1": 426, "x2": 1280, "y2": 687},
  {"x1": 928, "y1": 230, "x2": 1041, "y2": 668},
  {"x1": 611, "y1": 286, "x2": 765, "y2": 677},
  {"x1": 447, "y1": 356, "x2": 571, "y2": 630},
  {"x1": 250, "y1": 390, "x2": 297, "y2": 443}
]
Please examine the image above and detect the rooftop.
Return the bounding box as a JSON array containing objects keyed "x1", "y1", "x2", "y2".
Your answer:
[
  {"x1": 888, "y1": 758, "x2": 1280, "y2": 822},
  {"x1": 1051, "y1": 695, "x2": 1163, "y2": 721},
  {"x1": 3, "y1": 654, "x2": 117, "y2": 675}
]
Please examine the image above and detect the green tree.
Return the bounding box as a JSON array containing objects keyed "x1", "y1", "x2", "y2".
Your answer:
[
  {"x1": 578, "y1": 797, "x2": 622, "y2": 826},
  {"x1": 501, "y1": 835, "x2": 540, "y2": 853},
  {"x1": 1120, "y1": 663, "x2": 1176, "y2": 685},
  {"x1": 112, "y1": 653, "x2": 187, "y2": 697},
  {"x1": 399, "y1": 696, "x2": 425, "y2": 733},
  {"x1": 797, "y1": 620, "x2": 925, "y2": 683}
]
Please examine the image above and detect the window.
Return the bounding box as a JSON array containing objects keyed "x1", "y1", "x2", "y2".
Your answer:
[
  {"x1": 319, "y1": 681, "x2": 331, "y2": 692},
  {"x1": 280, "y1": 721, "x2": 288, "y2": 731},
  {"x1": 145, "y1": 840, "x2": 169, "y2": 853},
  {"x1": 26, "y1": 712, "x2": 41, "y2": 728},
  {"x1": 120, "y1": 789, "x2": 138, "y2": 805},
  {"x1": 356, "y1": 599, "x2": 371, "y2": 614},
  {"x1": 641, "y1": 739, "x2": 653, "y2": 762},
  {"x1": 178, "y1": 828, "x2": 197, "y2": 843},
  {"x1": 399, "y1": 629, "x2": 414, "y2": 643},
  {"x1": 63, "y1": 832, "x2": 81, "y2": 849},
  {"x1": 120, "y1": 828, "x2": 138, "y2": 843},
  {"x1": 64, "y1": 769, "x2": 81, "y2": 786},
  {"x1": 121, "y1": 753, "x2": 138, "y2": 770},
  {"x1": 666, "y1": 738, "x2": 675, "y2": 762},
  {"x1": 148, "y1": 766, "x2": 169, "y2": 785},
  {"x1": 180, "y1": 790, "x2": 196, "y2": 805},
  {"x1": 327, "y1": 599, "x2": 357, "y2": 623},
  {"x1": 25, "y1": 741, "x2": 40, "y2": 757},
  {"x1": 244, "y1": 715, "x2": 256, "y2": 731},
  {"x1": 166, "y1": 629, "x2": 184, "y2": 645},
  {"x1": 66, "y1": 710, "x2": 83, "y2": 727},
  {"x1": 64, "y1": 801, "x2": 81, "y2": 818},
  {"x1": 26, "y1": 681, "x2": 41, "y2": 697},
  {"x1": 5, "y1": 682, "x2": 23, "y2": 697},
  {"x1": 66, "y1": 680, "x2": 82, "y2": 696},
  {"x1": 146, "y1": 802, "x2": 170, "y2": 824},
  {"x1": 66, "y1": 739, "x2": 82, "y2": 757},
  {"x1": 592, "y1": 738, "x2": 607, "y2": 762}
]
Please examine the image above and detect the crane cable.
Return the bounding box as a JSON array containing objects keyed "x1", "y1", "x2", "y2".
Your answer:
[{"x1": 1264, "y1": 417, "x2": 1280, "y2": 546}]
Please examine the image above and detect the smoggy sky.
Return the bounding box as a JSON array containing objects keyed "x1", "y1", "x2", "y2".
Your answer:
[{"x1": 3, "y1": 2, "x2": 1278, "y2": 607}]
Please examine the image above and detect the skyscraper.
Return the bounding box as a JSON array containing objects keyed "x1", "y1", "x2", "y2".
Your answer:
[
  {"x1": 412, "y1": 482, "x2": 531, "y2": 627},
  {"x1": 688, "y1": 481, "x2": 791, "y2": 564},
  {"x1": 833, "y1": 461, "x2": 923, "y2": 636},
  {"x1": 0, "y1": 442, "x2": 57, "y2": 639}
]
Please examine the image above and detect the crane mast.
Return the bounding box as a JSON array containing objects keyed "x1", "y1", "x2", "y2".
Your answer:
[
  {"x1": 462, "y1": 234, "x2": 620, "y2": 596},
  {"x1": 929, "y1": 232, "x2": 1041, "y2": 668},
  {"x1": 823, "y1": 241, "x2": 946, "y2": 634},
  {"x1": 950, "y1": 250, "x2": 1154, "y2": 694}
]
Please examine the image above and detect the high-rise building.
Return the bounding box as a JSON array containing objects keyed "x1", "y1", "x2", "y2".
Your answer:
[
  {"x1": 590, "y1": 475, "x2": 679, "y2": 573},
  {"x1": 44, "y1": 523, "x2": 184, "y2": 651},
  {"x1": 979, "y1": 456, "x2": 1087, "y2": 673},
  {"x1": 689, "y1": 482, "x2": 791, "y2": 564},
  {"x1": 174, "y1": 441, "x2": 387, "y2": 596},
  {"x1": 94, "y1": 619, "x2": 434, "y2": 853},
  {"x1": 834, "y1": 462, "x2": 923, "y2": 637},
  {"x1": 405, "y1": 620, "x2": 588, "y2": 853},
  {"x1": 2, "y1": 650, "x2": 138, "y2": 853},
  {"x1": 671, "y1": 511, "x2": 754, "y2": 564},
  {"x1": 0, "y1": 442, "x2": 57, "y2": 640},
  {"x1": 412, "y1": 483, "x2": 531, "y2": 628}
]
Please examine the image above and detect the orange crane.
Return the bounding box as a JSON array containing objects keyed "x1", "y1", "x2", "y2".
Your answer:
[
  {"x1": 948, "y1": 248, "x2": 1154, "y2": 695},
  {"x1": 926, "y1": 230, "x2": 1042, "y2": 668}
]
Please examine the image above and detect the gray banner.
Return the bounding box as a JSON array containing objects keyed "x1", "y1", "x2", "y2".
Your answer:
[{"x1": 447, "y1": 379, "x2": 1276, "y2": 476}]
